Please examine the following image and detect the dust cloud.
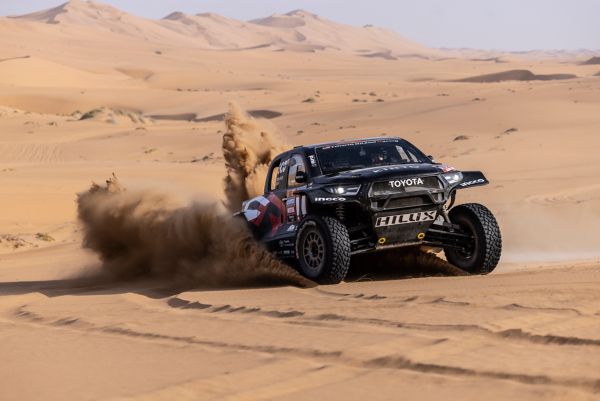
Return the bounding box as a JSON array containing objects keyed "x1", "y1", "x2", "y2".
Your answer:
[
  {"x1": 76, "y1": 175, "x2": 313, "y2": 288},
  {"x1": 498, "y1": 203, "x2": 600, "y2": 264},
  {"x1": 222, "y1": 102, "x2": 286, "y2": 212},
  {"x1": 77, "y1": 104, "x2": 462, "y2": 288}
]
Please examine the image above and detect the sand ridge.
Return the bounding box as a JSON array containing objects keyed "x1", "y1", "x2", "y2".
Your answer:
[
  {"x1": 1, "y1": 1, "x2": 600, "y2": 400},
  {"x1": 455, "y1": 69, "x2": 577, "y2": 82}
]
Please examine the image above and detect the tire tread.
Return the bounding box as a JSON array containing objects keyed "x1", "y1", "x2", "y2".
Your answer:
[
  {"x1": 448, "y1": 203, "x2": 502, "y2": 274},
  {"x1": 321, "y1": 216, "x2": 351, "y2": 283}
]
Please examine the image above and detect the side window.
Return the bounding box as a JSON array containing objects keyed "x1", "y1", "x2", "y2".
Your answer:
[
  {"x1": 268, "y1": 158, "x2": 288, "y2": 192},
  {"x1": 287, "y1": 154, "x2": 308, "y2": 188},
  {"x1": 396, "y1": 145, "x2": 419, "y2": 163},
  {"x1": 273, "y1": 157, "x2": 290, "y2": 191},
  {"x1": 269, "y1": 162, "x2": 280, "y2": 192}
]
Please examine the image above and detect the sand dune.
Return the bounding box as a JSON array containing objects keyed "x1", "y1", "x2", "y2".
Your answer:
[
  {"x1": 1, "y1": 2, "x2": 600, "y2": 401},
  {"x1": 4, "y1": 1, "x2": 434, "y2": 56},
  {"x1": 580, "y1": 56, "x2": 600, "y2": 65},
  {"x1": 456, "y1": 69, "x2": 577, "y2": 82},
  {"x1": 10, "y1": 0, "x2": 198, "y2": 46},
  {"x1": 79, "y1": 107, "x2": 149, "y2": 124},
  {"x1": 160, "y1": 11, "x2": 279, "y2": 49},
  {"x1": 0, "y1": 56, "x2": 124, "y2": 88},
  {"x1": 149, "y1": 109, "x2": 282, "y2": 122},
  {"x1": 9, "y1": 0, "x2": 123, "y2": 25},
  {"x1": 362, "y1": 50, "x2": 398, "y2": 60},
  {"x1": 251, "y1": 9, "x2": 433, "y2": 55}
]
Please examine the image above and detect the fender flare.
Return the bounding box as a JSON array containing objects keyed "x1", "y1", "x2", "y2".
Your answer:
[{"x1": 457, "y1": 171, "x2": 489, "y2": 189}]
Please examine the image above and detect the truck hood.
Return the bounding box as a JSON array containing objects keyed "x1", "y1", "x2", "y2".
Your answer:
[{"x1": 313, "y1": 163, "x2": 443, "y2": 184}]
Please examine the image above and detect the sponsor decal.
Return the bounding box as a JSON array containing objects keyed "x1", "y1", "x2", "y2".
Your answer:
[
  {"x1": 279, "y1": 159, "x2": 289, "y2": 173},
  {"x1": 320, "y1": 139, "x2": 396, "y2": 150},
  {"x1": 388, "y1": 177, "x2": 424, "y2": 188},
  {"x1": 299, "y1": 195, "x2": 307, "y2": 217},
  {"x1": 460, "y1": 178, "x2": 486, "y2": 187},
  {"x1": 375, "y1": 211, "x2": 436, "y2": 227},
  {"x1": 279, "y1": 239, "x2": 294, "y2": 247},
  {"x1": 314, "y1": 197, "x2": 346, "y2": 202},
  {"x1": 440, "y1": 165, "x2": 456, "y2": 173},
  {"x1": 283, "y1": 195, "x2": 307, "y2": 220},
  {"x1": 308, "y1": 155, "x2": 317, "y2": 167}
]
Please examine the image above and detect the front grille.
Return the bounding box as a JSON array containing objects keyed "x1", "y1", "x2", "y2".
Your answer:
[
  {"x1": 369, "y1": 175, "x2": 445, "y2": 212},
  {"x1": 387, "y1": 195, "x2": 433, "y2": 209},
  {"x1": 370, "y1": 195, "x2": 442, "y2": 210}
]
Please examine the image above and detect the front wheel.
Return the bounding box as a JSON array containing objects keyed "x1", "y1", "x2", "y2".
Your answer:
[
  {"x1": 295, "y1": 215, "x2": 351, "y2": 284},
  {"x1": 444, "y1": 203, "x2": 502, "y2": 274}
]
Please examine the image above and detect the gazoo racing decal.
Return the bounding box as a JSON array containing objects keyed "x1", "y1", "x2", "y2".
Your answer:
[
  {"x1": 460, "y1": 178, "x2": 486, "y2": 188},
  {"x1": 242, "y1": 193, "x2": 285, "y2": 234},
  {"x1": 388, "y1": 178, "x2": 424, "y2": 188},
  {"x1": 375, "y1": 211, "x2": 436, "y2": 227}
]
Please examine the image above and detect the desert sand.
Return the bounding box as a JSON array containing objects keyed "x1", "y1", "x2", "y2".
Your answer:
[{"x1": 1, "y1": 1, "x2": 600, "y2": 400}]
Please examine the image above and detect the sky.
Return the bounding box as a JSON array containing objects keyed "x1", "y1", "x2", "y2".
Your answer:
[{"x1": 1, "y1": 0, "x2": 599, "y2": 51}]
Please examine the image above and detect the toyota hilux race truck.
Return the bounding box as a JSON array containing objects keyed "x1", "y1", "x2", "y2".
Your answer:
[{"x1": 239, "y1": 137, "x2": 502, "y2": 283}]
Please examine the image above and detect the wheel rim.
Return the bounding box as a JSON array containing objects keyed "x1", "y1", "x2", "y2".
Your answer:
[
  {"x1": 448, "y1": 216, "x2": 480, "y2": 269},
  {"x1": 457, "y1": 225, "x2": 476, "y2": 260},
  {"x1": 302, "y1": 229, "x2": 325, "y2": 274}
]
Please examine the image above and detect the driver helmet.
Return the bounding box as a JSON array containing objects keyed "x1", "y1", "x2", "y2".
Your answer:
[{"x1": 372, "y1": 147, "x2": 388, "y2": 163}]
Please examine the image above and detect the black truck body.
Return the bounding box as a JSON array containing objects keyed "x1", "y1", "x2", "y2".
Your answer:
[{"x1": 240, "y1": 137, "x2": 501, "y2": 283}]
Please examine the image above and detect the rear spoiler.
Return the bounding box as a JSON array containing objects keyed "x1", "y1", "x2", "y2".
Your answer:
[{"x1": 457, "y1": 171, "x2": 489, "y2": 189}]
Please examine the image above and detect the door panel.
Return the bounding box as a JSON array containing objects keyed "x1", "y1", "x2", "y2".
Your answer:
[{"x1": 240, "y1": 154, "x2": 309, "y2": 258}]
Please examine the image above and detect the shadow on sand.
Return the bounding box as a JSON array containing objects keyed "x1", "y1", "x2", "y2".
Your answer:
[
  {"x1": 347, "y1": 249, "x2": 468, "y2": 282},
  {"x1": 0, "y1": 251, "x2": 467, "y2": 298}
]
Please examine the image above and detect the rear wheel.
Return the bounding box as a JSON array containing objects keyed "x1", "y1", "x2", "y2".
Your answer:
[
  {"x1": 444, "y1": 203, "x2": 501, "y2": 274},
  {"x1": 296, "y1": 215, "x2": 351, "y2": 284}
]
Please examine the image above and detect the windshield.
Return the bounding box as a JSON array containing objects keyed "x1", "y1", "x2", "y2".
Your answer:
[{"x1": 316, "y1": 140, "x2": 430, "y2": 175}]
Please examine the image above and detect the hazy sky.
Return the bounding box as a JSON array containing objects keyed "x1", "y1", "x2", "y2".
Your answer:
[{"x1": 1, "y1": 0, "x2": 599, "y2": 51}]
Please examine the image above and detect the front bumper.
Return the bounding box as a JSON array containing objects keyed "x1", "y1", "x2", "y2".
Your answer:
[{"x1": 366, "y1": 174, "x2": 449, "y2": 250}]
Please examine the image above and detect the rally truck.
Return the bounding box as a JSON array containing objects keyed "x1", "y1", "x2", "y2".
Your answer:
[{"x1": 239, "y1": 137, "x2": 502, "y2": 283}]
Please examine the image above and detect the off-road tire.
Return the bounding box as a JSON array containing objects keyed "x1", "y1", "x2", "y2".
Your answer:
[
  {"x1": 295, "y1": 215, "x2": 351, "y2": 284},
  {"x1": 444, "y1": 203, "x2": 501, "y2": 274}
]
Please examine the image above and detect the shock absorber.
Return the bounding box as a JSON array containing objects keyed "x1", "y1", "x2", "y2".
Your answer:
[
  {"x1": 442, "y1": 192, "x2": 456, "y2": 226},
  {"x1": 335, "y1": 204, "x2": 346, "y2": 222}
]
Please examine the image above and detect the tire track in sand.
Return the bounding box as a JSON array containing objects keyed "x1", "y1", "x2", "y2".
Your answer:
[
  {"x1": 12, "y1": 304, "x2": 600, "y2": 395},
  {"x1": 165, "y1": 296, "x2": 600, "y2": 348}
]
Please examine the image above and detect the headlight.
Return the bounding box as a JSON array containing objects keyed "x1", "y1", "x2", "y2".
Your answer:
[
  {"x1": 324, "y1": 184, "x2": 361, "y2": 196},
  {"x1": 442, "y1": 172, "x2": 463, "y2": 185}
]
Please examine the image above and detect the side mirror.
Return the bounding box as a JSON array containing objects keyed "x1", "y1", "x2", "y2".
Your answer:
[{"x1": 295, "y1": 170, "x2": 307, "y2": 184}]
